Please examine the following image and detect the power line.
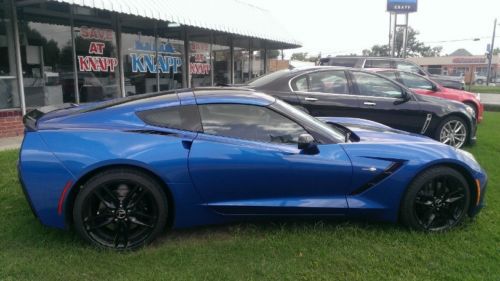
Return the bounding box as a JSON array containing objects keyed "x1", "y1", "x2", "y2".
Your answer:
[{"x1": 423, "y1": 36, "x2": 500, "y2": 44}]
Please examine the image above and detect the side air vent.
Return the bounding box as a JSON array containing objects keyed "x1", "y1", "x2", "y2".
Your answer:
[{"x1": 350, "y1": 161, "x2": 405, "y2": 195}]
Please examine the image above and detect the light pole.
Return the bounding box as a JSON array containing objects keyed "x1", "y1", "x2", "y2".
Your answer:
[{"x1": 486, "y1": 18, "x2": 497, "y2": 86}]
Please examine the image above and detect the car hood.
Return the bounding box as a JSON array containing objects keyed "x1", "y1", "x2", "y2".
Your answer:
[
  {"x1": 319, "y1": 117, "x2": 438, "y2": 144},
  {"x1": 440, "y1": 87, "x2": 478, "y2": 99}
]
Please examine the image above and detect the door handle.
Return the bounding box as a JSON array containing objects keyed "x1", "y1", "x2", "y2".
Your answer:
[
  {"x1": 305, "y1": 97, "x2": 318, "y2": 102},
  {"x1": 363, "y1": 101, "x2": 377, "y2": 106}
]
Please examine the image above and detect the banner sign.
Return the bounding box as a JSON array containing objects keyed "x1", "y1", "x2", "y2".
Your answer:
[
  {"x1": 77, "y1": 26, "x2": 118, "y2": 72},
  {"x1": 452, "y1": 57, "x2": 487, "y2": 64},
  {"x1": 130, "y1": 40, "x2": 183, "y2": 74},
  {"x1": 189, "y1": 42, "x2": 211, "y2": 75},
  {"x1": 387, "y1": 0, "x2": 417, "y2": 13}
]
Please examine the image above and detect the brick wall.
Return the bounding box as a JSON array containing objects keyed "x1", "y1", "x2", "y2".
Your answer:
[{"x1": 0, "y1": 110, "x2": 24, "y2": 138}]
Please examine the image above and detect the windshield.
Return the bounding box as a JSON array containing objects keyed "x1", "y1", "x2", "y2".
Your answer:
[
  {"x1": 273, "y1": 100, "x2": 346, "y2": 143},
  {"x1": 247, "y1": 69, "x2": 291, "y2": 87}
]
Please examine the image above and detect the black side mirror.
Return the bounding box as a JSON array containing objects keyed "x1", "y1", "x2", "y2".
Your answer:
[
  {"x1": 431, "y1": 84, "x2": 438, "y2": 92},
  {"x1": 394, "y1": 91, "x2": 411, "y2": 105},
  {"x1": 298, "y1": 134, "x2": 319, "y2": 154}
]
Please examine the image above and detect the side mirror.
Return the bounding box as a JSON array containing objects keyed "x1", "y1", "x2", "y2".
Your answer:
[
  {"x1": 431, "y1": 84, "x2": 439, "y2": 92},
  {"x1": 298, "y1": 134, "x2": 318, "y2": 154},
  {"x1": 394, "y1": 91, "x2": 411, "y2": 105}
]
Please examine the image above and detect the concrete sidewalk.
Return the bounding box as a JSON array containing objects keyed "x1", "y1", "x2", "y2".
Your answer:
[
  {"x1": 481, "y1": 93, "x2": 500, "y2": 111},
  {"x1": 0, "y1": 136, "x2": 23, "y2": 151}
]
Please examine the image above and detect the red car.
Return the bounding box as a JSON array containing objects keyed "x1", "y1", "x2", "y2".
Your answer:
[{"x1": 370, "y1": 69, "x2": 483, "y2": 123}]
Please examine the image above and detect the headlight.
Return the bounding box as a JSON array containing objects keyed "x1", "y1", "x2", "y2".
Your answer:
[{"x1": 465, "y1": 105, "x2": 475, "y2": 116}]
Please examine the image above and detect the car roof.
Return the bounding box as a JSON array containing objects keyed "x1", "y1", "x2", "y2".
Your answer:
[{"x1": 192, "y1": 87, "x2": 276, "y2": 106}]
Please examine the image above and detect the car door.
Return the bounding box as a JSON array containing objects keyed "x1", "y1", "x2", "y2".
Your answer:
[
  {"x1": 188, "y1": 103, "x2": 352, "y2": 215},
  {"x1": 349, "y1": 70, "x2": 428, "y2": 134},
  {"x1": 291, "y1": 70, "x2": 361, "y2": 117}
]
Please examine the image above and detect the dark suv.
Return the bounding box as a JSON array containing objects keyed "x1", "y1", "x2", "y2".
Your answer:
[{"x1": 319, "y1": 57, "x2": 465, "y2": 90}]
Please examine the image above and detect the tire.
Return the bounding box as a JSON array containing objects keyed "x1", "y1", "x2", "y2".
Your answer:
[
  {"x1": 476, "y1": 79, "x2": 484, "y2": 85},
  {"x1": 73, "y1": 168, "x2": 168, "y2": 250},
  {"x1": 400, "y1": 166, "x2": 471, "y2": 232},
  {"x1": 434, "y1": 116, "x2": 468, "y2": 148}
]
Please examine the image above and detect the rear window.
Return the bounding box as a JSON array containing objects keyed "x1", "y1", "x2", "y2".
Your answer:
[
  {"x1": 319, "y1": 58, "x2": 358, "y2": 67},
  {"x1": 364, "y1": 59, "x2": 392, "y2": 68},
  {"x1": 247, "y1": 70, "x2": 291, "y2": 88},
  {"x1": 137, "y1": 105, "x2": 202, "y2": 132}
]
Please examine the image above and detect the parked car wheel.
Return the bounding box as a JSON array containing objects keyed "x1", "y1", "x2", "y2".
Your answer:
[
  {"x1": 73, "y1": 168, "x2": 168, "y2": 250},
  {"x1": 401, "y1": 166, "x2": 471, "y2": 231},
  {"x1": 435, "y1": 116, "x2": 468, "y2": 148},
  {"x1": 475, "y1": 79, "x2": 484, "y2": 85}
]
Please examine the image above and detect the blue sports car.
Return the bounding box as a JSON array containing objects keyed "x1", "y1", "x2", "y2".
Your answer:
[{"x1": 19, "y1": 88, "x2": 487, "y2": 249}]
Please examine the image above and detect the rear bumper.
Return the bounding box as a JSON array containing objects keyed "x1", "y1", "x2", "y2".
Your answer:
[{"x1": 17, "y1": 162, "x2": 39, "y2": 220}]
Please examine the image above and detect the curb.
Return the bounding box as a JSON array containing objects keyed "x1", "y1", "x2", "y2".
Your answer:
[{"x1": 484, "y1": 103, "x2": 500, "y2": 112}]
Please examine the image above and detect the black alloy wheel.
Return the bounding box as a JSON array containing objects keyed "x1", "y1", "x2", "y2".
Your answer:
[
  {"x1": 401, "y1": 166, "x2": 471, "y2": 231},
  {"x1": 73, "y1": 168, "x2": 168, "y2": 250}
]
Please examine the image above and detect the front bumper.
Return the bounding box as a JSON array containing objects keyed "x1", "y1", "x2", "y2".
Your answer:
[{"x1": 470, "y1": 172, "x2": 487, "y2": 217}]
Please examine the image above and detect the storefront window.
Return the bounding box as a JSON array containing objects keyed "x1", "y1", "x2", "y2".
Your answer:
[
  {"x1": 121, "y1": 21, "x2": 156, "y2": 96},
  {"x1": 73, "y1": 9, "x2": 120, "y2": 102},
  {"x1": 234, "y1": 47, "x2": 249, "y2": 84},
  {"x1": 156, "y1": 25, "x2": 184, "y2": 91},
  {"x1": 212, "y1": 35, "x2": 230, "y2": 85},
  {"x1": 17, "y1": 4, "x2": 74, "y2": 107},
  {"x1": 251, "y1": 50, "x2": 265, "y2": 79},
  {"x1": 190, "y1": 40, "x2": 212, "y2": 87},
  {"x1": 0, "y1": 0, "x2": 19, "y2": 109}
]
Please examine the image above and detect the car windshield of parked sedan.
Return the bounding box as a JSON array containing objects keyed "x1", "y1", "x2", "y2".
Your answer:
[{"x1": 273, "y1": 100, "x2": 346, "y2": 143}]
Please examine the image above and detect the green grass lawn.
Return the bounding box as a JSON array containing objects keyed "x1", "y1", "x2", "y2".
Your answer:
[
  {"x1": 468, "y1": 85, "x2": 500, "y2": 94},
  {"x1": 1, "y1": 114, "x2": 499, "y2": 281}
]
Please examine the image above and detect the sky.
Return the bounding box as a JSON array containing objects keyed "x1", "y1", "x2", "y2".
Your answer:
[{"x1": 244, "y1": 0, "x2": 500, "y2": 57}]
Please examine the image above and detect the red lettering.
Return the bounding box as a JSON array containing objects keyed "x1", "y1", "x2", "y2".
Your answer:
[
  {"x1": 89, "y1": 42, "x2": 105, "y2": 55},
  {"x1": 78, "y1": 56, "x2": 89, "y2": 71}
]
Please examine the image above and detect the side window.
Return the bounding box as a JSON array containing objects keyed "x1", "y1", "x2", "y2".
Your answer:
[
  {"x1": 308, "y1": 71, "x2": 349, "y2": 94},
  {"x1": 396, "y1": 61, "x2": 422, "y2": 74},
  {"x1": 364, "y1": 59, "x2": 392, "y2": 69},
  {"x1": 351, "y1": 72, "x2": 403, "y2": 98},
  {"x1": 137, "y1": 105, "x2": 202, "y2": 131},
  {"x1": 399, "y1": 72, "x2": 434, "y2": 90},
  {"x1": 324, "y1": 58, "x2": 358, "y2": 67},
  {"x1": 378, "y1": 71, "x2": 398, "y2": 81},
  {"x1": 199, "y1": 104, "x2": 308, "y2": 144},
  {"x1": 293, "y1": 76, "x2": 308, "y2": 91}
]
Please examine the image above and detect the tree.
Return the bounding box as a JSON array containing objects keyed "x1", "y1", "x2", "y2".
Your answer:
[
  {"x1": 290, "y1": 52, "x2": 308, "y2": 61},
  {"x1": 493, "y1": 48, "x2": 500, "y2": 56},
  {"x1": 364, "y1": 27, "x2": 442, "y2": 57},
  {"x1": 267, "y1": 50, "x2": 281, "y2": 59}
]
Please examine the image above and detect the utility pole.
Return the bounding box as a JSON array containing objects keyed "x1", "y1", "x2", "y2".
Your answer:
[{"x1": 486, "y1": 18, "x2": 497, "y2": 86}]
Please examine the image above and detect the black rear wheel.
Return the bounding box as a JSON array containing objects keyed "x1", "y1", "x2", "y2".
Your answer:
[
  {"x1": 73, "y1": 168, "x2": 168, "y2": 250},
  {"x1": 401, "y1": 166, "x2": 470, "y2": 231}
]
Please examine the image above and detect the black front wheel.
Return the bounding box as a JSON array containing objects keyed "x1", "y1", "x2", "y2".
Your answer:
[
  {"x1": 401, "y1": 166, "x2": 471, "y2": 231},
  {"x1": 73, "y1": 168, "x2": 168, "y2": 250}
]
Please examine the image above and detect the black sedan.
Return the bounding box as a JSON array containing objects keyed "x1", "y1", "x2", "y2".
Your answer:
[{"x1": 244, "y1": 67, "x2": 477, "y2": 148}]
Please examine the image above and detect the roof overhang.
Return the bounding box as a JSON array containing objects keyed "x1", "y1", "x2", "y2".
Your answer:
[{"x1": 42, "y1": 0, "x2": 301, "y2": 49}]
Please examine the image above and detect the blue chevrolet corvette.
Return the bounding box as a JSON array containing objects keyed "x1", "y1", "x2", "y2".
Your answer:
[{"x1": 19, "y1": 88, "x2": 487, "y2": 249}]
